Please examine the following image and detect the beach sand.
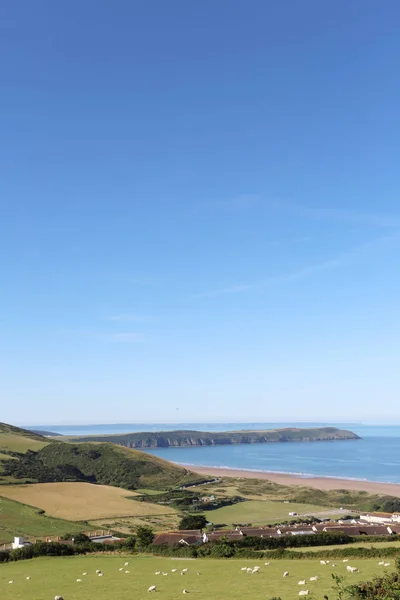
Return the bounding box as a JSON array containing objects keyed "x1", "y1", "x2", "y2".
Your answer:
[{"x1": 193, "y1": 466, "x2": 400, "y2": 497}]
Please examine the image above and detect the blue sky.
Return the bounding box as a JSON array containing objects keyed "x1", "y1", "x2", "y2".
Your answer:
[{"x1": 1, "y1": 1, "x2": 400, "y2": 425}]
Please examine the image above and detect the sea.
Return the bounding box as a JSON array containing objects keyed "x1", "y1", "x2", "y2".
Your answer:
[{"x1": 25, "y1": 422, "x2": 400, "y2": 484}]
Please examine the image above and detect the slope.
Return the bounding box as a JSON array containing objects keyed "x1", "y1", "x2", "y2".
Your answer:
[{"x1": 0, "y1": 422, "x2": 50, "y2": 454}]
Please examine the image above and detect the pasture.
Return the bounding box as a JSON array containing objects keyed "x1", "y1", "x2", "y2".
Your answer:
[
  {"x1": 0, "y1": 433, "x2": 48, "y2": 454},
  {"x1": 0, "y1": 482, "x2": 176, "y2": 521},
  {"x1": 0, "y1": 497, "x2": 84, "y2": 544},
  {"x1": 206, "y1": 499, "x2": 340, "y2": 525},
  {"x1": 0, "y1": 554, "x2": 395, "y2": 600}
]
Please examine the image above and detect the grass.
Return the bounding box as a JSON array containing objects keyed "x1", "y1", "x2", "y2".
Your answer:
[
  {"x1": 0, "y1": 482, "x2": 177, "y2": 521},
  {"x1": 205, "y1": 499, "x2": 342, "y2": 525},
  {"x1": 0, "y1": 434, "x2": 48, "y2": 454},
  {"x1": 290, "y1": 540, "x2": 400, "y2": 552},
  {"x1": 0, "y1": 497, "x2": 85, "y2": 544},
  {"x1": 0, "y1": 555, "x2": 396, "y2": 600}
]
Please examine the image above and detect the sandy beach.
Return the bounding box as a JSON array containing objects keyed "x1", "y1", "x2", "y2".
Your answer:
[{"x1": 193, "y1": 466, "x2": 400, "y2": 497}]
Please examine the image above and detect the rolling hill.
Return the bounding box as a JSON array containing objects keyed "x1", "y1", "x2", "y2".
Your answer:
[{"x1": 0, "y1": 422, "x2": 50, "y2": 454}]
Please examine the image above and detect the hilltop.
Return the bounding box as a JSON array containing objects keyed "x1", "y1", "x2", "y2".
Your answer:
[
  {"x1": 0, "y1": 422, "x2": 206, "y2": 490},
  {"x1": 0, "y1": 422, "x2": 50, "y2": 454},
  {"x1": 63, "y1": 426, "x2": 360, "y2": 448}
]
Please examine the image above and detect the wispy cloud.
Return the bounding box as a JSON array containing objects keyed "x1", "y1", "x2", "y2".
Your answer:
[{"x1": 193, "y1": 234, "x2": 399, "y2": 298}]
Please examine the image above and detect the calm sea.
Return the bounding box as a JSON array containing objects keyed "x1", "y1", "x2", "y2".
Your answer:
[{"x1": 25, "y1": 422, "x2": 400, "y2": 484}]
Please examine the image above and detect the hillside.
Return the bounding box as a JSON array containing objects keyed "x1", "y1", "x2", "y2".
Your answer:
[
  {"x1": 0, "y1": 422, "x2": 50, "y2": 454},
  {"x1": 0, "y1": 437, "x2": 206, "y2": 490},
  {"x1": 64, "y1": 426, "x2": 360, "y2": 448}
]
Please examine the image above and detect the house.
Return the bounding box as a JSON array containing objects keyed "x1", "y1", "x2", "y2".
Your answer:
[
  {"x1": 360, "y1": 512, "x2": 400, "y2": 524},
  {"x1": 153, "y1": 530, "x2": 203, "y2": 546},
  {"x1": 12, "y1": 536, "x2": 30, "y2": 549},
  {"x1": 89, "y1": 534, "x2": 121, "y2": 544}
]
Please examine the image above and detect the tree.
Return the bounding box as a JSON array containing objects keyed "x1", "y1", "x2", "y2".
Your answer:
[
  {"x1": 73, "y1": 533, "x2": 91, "y2": 544},
  {"x1": 136, "y1": 526, "x2": 154, "y2": 548},
  {"x1": 179, "y1": 514, "x2": 207, "y2": 530}
]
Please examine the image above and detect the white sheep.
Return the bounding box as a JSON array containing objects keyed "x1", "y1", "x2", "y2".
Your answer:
[
  {"x1": 378, "y1": 561, "x2": 385, "y2": 566},
  {"x1": 119, "y1": 568, "x2": 124, "y2": 571},
  {"x1": 26, "y1": 576, "x2": 31, "y2": 580},
  {"x1": 241, "y1": 567, "x2": 247, "y2": 571},
  {"x1": 162, "y1": 572, "x2": 168, "y2": 576},
  {"x1": 320, "y1": 560, "x2": 326, "y2": 565},
  {"x1": 98, "y1": 572, "x2": 104, "y2": 577},
  {"x1": 82, "y1": 572, "x2": 87, "y2": 576},
  {"x1": 182, "y1": 568, "x2": 188, "y2": 573},
  {"x1": 265, "y1": 562, "x2": 270, "y2": 566},
  {"x1": 283, "y1": 571, "x2": 289, "y2": 577},
  {"x1": 183, "y1": 590, "x2": 189, "y2": 594},
  {"x1": 96, "y1": 570, "x2": 101, "y2": 573},
  {"x1": 384, "y1": 562, "x2": 391, "y2": 567},
  {"x1": 310, "y1": 576, "x2": 318, "y2": 581},
  {"x1": 76, "y1": 578, "x2": 82, "y2": 582},
  {"x1": 54, "y1": 597, "x2": 64, "y2": 600},
  {"x1": 125, "y1": 562, "x2": 129, "y2": 566},
  {"x1": 346, "y1": 566, "x2": 358, "y2": 573},
  {"x1": 125, "y1": 570, "x2": 130, "y2": 574},
  {"x1": 298, "y1": 580, "x2": 306, "y2": 585},
  {"x1": 8, "y1": 581, "x2": 14, "y2": 584},
  {"x1": 343, "y1": 559, "x2": 349, "y2": 563},
  {"x1": 155, "y1": 571, "x2": 161, "y2": 575},
  {"x1": 299, "y1": 591, "x2": 309, "y2": 596},
  {"x1": 148, "y1": 585, "x2": 157, "y2": 592},
  {"x1": 171, "y1": 569, "x2": 177, "y2": 572}
]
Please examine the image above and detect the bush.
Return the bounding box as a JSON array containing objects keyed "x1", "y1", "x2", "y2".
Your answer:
[{"x1": 179, "y1": 514, "x2": 208, "y2": 530}]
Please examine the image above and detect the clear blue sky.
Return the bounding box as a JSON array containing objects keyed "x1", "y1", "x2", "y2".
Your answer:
[{"x1": 1, "y1": 1, "x2": 400, "y2": 425}]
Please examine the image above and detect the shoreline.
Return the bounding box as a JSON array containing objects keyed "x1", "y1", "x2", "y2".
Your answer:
[{"x1": 192, "y1": 466, "x2": 400, "y2": 496}]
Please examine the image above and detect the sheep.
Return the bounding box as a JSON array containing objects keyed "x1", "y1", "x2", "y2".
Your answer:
[
  {"x1": 98, "y1": 572, "x2": 104, "y2": 577},
  {"x1": 246, "y1": 568, "x2": 253, "y2": 573},
  {"x1": 162, "y1": 573, "x2": 168, "y2": 576},
  {"x1": 320, "y1": 560, "x2": 326, "y2": 565},
  {"x1": 125, "y1": 570, "x2": 130, "y2": 574},
  {"x1": 82, "y1": 572, "x2": 88, "y2": 576},
  {"x1": 241, "y1": 567, "x2": 247, "y2": 571},
  {"x1": 197, "y1": 571, "x2": 201, "y2": 575},
  {"x1": 76, "y1": 578, "x2": 82, "y2": 582},
  {"x1": 181, "y1": 568, "x2": 188, "y2": 573},
  {"x1": 155, "y1": 571, "x2": 161, "y2": 575},
  {"x1": 54, "y1": 597, "x2": 64, "y2": 600},
  {"x1": 253, "y1": 566, "x2": 260, "y2": 571},
  {"x1": 346, "y1": 566, "x2": 358, "y2": 573},
  {"x1": 8, "y1": 580, "x2": 14, "y2": 584},
  {"x1": 183, "y1": 590, "x2": 189, "y2": 594},
  {"x1": 251, "y1": 568, "x2": 259, "y2": 574},
  {"x1": 343, "y1": 559, "x2": 349, "y2": 563},
  {"x1": 378, "y1": 561, "x2": 385, "y2": 566},
  {"x1": 384, "y1": 562, "x2": 391, "y2": 567},
  {"x1": 299, "y1": 591, "x2": 309, "y2": 596},
  {"x1": 125, "y1": 562, "x2": 129, "y2": 566},
  {"x1": 310, "y1": 576, "x2": 318, "y2": 581},
  {"x1": 298, "y1": 580, "x2": 306, "y2": 585},
  {"x1": 265, "y1": 562, "x2": 270, "y2": 566},
  {"x1": 148, "y1": 585, "x2": 157, "y2": 592},
  {"x1": 332, "y1": 564, "x2": 336, "y2": 567},
  {"x1": 171, "y1": 569, "x2": 178, "y2": 573},
  {"x1": 283, "y1": 571, "x2": 289, "y2": 577},
  {"x1": 119, "y1": 568, "x2": 124, "y2": 571},
  {"x1": 26, "y1": 576, "x2": 31, "y2": 580},
  {"x1": 96, "y1": 570, "x2": 102, "y2": 573}
]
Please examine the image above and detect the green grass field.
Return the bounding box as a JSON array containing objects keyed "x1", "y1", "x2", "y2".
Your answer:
[
  {"x1": 0, "y1": 555, "x2": 395, "y2": 600},
  {"x1": 206, "y1": 499, "x2": 341, "y2": 525},
  {"x1": 290, "y1": 540, "x2": 400, "y2": 552},
  {"x1": 0, "y1": 497, "x2": 85, "y2": 544},
  {"x1": 0, "y1": 433, "x2": 48, "y2": 454}
]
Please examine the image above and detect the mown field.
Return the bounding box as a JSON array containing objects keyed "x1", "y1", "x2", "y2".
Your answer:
[
  {"x1": 206, "y1": 499, "x2": 342, "y2": 525},
  {"x1": 0, "y1": 497, "x2": 84, "y2": 544},
  {"x1": 0, "y1": 482, "x2": 177, "y2": 521},
  {"x1": 0, "y1": 555, "x2": 396, "y2": 600}
]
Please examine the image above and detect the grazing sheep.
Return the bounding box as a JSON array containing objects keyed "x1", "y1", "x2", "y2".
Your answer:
[
  {"x1": 182, "y1": 568, "x2": 188, "y2": 573},
  {"x1": 197, "y1": 572, "x2": 201, "y2": 575},
  {"x1": 76, "y1": 578, "x2": 82, "y2": 582},
  {"x1": 346, "y1": 566, "x2": 358, "y2": 573},
  {"x1": 98, "y1": 572, "x2": 103, "y2": 577},
  {"x1": 343, "y1": 559, "x2": 349, "y2": 563},
  {"x1": 125, "y1": 562, "x2": 129, "y2": 566},
  {"x1": 253, "y1": 566, "x2": 260, "y2": 571},
  {"x1": 119, "y1": 568, "x2": 124, "y2": 571},
  {"x1": 241, "y1": 567, "x2": 247, "y2": 571},
  {"x1": 125, "y1": 570, "x2": 130, "y2": 574},
  {"x1": 298, "y1": 580, "x2": 306, "y2": 585},
  {"x1": 171, "y1": 569, "x2": 177, "y2": 573},
  {"x1": 8, "y1": 581, "x2": 14, "y2": 584},
  {"x1": 299, "y1": 591, "x2": 309, "y2": 596},
  {"x1": 384, "y1": 562, "x2": 391, "y2": 567},
  {"x1": 310, "y1": 576, "x2": 318, "y2": 581},
  {"x1": 26, "y1": 576, "x2": 31, "y2": 580},
  {"x1": 332, "y1": 564, "x2": 336, "y2": 568},
  {"x1": 148, "y1": 585, "x2": 157, "y2": 592},
  {"x1": 320, "y1": 560, "x2": 326, "y2": 565},
  {"x1": 378, "y1": 561, "x2": 385, "y2": 566},
  {"x1": 82, "y1": 572, "x2": 87, "y2": 576},
  {"x1": 54, "y1": 597, "x2": 64, "y2": 600},
  {"x1": 96, "y1": 570, "x2": 101, "y2": 573},
  {"x1": 265, "y1": 562, "x2": 270, "y2": 566},
  {"x1": 155, "y1": 571, "x2": 161, "y2": 575},
  {"x1": 283, "y1": 571, "x2": 289, "y2": 577},
  {"x1": 183, "y1": 590, "x2": 189, "y2": 594},
  {"x1": 162, "y1": 573, "x2": 168, "y2": 576}
]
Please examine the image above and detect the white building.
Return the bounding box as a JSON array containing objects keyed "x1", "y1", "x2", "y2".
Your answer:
[
  {"x1": 360, "y1": 513, "x2": 400, "y2": 524},
  {"x1": 12, "y1": 536, "x2": 30, "y2": 549}
]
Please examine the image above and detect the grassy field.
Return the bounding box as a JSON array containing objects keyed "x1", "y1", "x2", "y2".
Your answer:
[
  {"x1": 0, "y1": 482, "x2": 177, "y2": 521},
  {"x1": 0, "y1": 497, "x2": 85, "y2": 544},
  {"x1": 206, "y1": 499, "x2": 341, "y2": 525},
  {"x1": 0, "y1": 433, "x2": 48, "y2": 454},
  {"x1": 0, "y1": 555, "x2": 395, "y2": 600},
  {"x1": 290, "y1": 540, "x2": 400, "y2": 552}
]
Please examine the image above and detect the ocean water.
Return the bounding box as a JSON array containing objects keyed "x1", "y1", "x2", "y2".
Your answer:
[{"x1": 25, "y1": 423, "x2": 400, "y2": 484}]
